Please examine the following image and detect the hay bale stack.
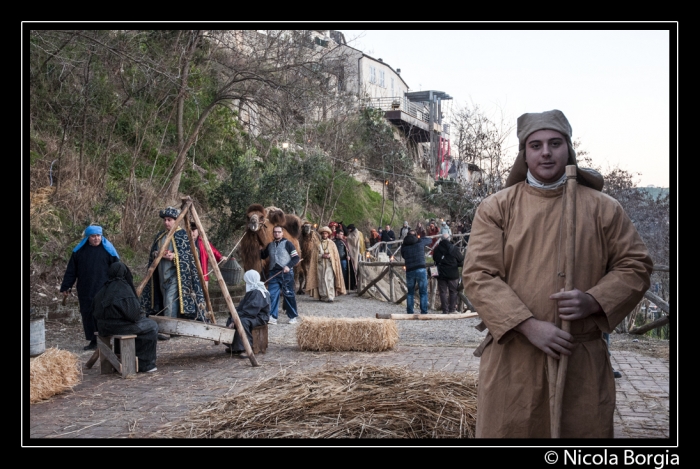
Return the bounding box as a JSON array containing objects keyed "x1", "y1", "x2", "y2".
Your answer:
[
  {"x1": 152, "y1": 364, "x2": 478, "y2": 439},
  {"x1": 30, "y1": 347, "x2": 81, "y2": 404},
  {"x1": 296, "y1": 316, "x2": 398, "y2": 352}
]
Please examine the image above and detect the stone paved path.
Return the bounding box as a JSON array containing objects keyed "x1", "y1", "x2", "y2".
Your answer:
[
  {"x1": 26, "y1": 293, "x2": 671, "y2": 442},
  {"x1": 26, "y1": 341, "x2": 669, "y2": 441}
]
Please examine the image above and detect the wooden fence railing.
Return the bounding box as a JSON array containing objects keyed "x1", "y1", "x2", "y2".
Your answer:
[
  {"x1": 356, "y1": 260, "x2": 473, "y2": 312},
  {"x1": 627, "y1": 265, "x2": 671, "y2": 335}
]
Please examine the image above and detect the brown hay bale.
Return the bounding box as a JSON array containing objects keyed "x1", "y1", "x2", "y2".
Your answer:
[
  {"x1": 30, "y1": 347, "x2": 81, "y2": 404},
  {"x1": 296, "y1": 316, "x2": 398, "y2": 352},
  {"x1": 152, "y1": 364, "x2": 478, "y2": 439}
]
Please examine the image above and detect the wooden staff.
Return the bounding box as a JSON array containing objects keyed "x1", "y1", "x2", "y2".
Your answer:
[
  {"x1": 184, "y1": 207, "x2": 217, "y2": 327},
  {"x1": 187, "y1": 199, "x2": 259, "y2": 367},
  {"x1": 263, "y1": 259, "x2": 303, "y2": 284},
  {"x1": 551, "y1": 165, "x2": 578, "y2": 438},
  {"x1": 376, "y1": 312, "x2": 478, "y2": 320}
]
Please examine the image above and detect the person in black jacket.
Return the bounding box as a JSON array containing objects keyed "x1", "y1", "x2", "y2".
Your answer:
[
  {"x1": 224, "y1": 270, "x2": 270, "y2": 357},
  {"x1": 92, "y1": 261, "x2": 159, "y2": 372},
  {"x1": 433, "y1": 233, "x2": 465, "y2": 314},
  {"x1": 60, "y1": 224, "x2": 120, "y2": 350},
  {"x1": 400, "y1": 230, "x2": 428, "y2": 314},
  {"x1": 333, "y1": 230, "x2": 350, "y2": 289},
  {"x1": 381, "y1": 224, "x2": 396, "y2": 255}
]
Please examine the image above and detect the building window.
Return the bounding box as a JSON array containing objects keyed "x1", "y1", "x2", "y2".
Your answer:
[
  {"x1": 391, "y1": 77, "x2": 394, "y2": 96},
  {"x1": 379, "y1": 70, "x2": 385, "y2": 87},
  {"x1": 369, "y1": 66, "x2": 376, "y2": 84}
]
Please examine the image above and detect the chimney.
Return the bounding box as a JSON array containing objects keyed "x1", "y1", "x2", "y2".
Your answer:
[
  {"x1": 378, "y1": 58, "x2": 383, "y2": 62},
  {"x1": 396, "y1": 68, "x2": 401, "y2": 74}
]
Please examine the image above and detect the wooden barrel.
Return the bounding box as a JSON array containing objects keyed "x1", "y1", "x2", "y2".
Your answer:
[{"x1": 30, "y1": 318, "x2": 46, "y2": 357}]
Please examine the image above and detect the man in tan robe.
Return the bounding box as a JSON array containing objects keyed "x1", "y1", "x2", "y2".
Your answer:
[
  {"x1": 463, "y1": 109, "x2": 652, "y2": 438},
  {"x1": 315, "y1": 226, "x2": 346, "y2": 303},
  {"x1": 345, "y1": 224, "x2": 366, "y2": 291}
]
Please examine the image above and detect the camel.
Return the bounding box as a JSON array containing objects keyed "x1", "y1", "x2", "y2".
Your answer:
[{"x1": 237, "y1": 204, "x2": 302, "y2": 280}]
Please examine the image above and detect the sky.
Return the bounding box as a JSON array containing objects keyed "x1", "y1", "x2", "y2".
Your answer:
[{"x1": 340, "y1": 28, "x2": 674, "y2": 188}]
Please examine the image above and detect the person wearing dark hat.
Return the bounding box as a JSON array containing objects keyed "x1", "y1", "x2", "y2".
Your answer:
[
  {"x1": 190, "y1": 222, "x2": 228, "y2": 289},
  {"x1": 139, "y1": 207, "x2": 207, "y2": 339},
  {"x1": 92, "y1": 262, "x2": 159, "y2": 372},
  {"x1": 462, "y1": 109, "x2": 652, "y2": 438},
  {"x1": 60, "y1": 224, "x2": 120, "y2": 350}
]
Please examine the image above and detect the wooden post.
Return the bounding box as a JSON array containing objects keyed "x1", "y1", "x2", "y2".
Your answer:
[
  {"x1": 357, "y1": 260, "x2": 362, "y2": 292},
  {"x1": 429, "y1": 277, "x2": 438, "y2": 311},
  {"x1": 188, "y1": 201, "x2": 259, "y2": 366},
  {"x1": 389, "y1": 265, "x2": 395, "y2": 302},
  {"x1": 552, "y1": 165, "x2": 578, "y2": 438},
  {"x1": 184, "y1": 206, "x2": 216, "y2": 326}
]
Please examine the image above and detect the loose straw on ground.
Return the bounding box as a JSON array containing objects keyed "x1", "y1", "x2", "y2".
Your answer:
[
  {"x1": 152, "y1": 364, "x2": 478, "y2": 439},
  {"x1": 296, "y1": 316, "x2": 398, "y2": 352},
  {"x1": 30, "y1": 347, "x2": 81, "y2": 404}
]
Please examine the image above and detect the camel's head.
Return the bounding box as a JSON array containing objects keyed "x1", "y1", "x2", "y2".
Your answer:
[
  {"x1": 302, "y1": 223, "x2": 313, "y2": 235},
  {"x1": 266, "y1": 206, "x2": 285, "y2": 227},
  {"x1": 246, "y1": 204, "x2": 266, "y2": 232}
]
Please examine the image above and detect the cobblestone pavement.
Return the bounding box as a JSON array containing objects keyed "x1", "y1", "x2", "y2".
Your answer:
[{"x1": 26, "y1": 294, "x2": 672, "y2": 443}]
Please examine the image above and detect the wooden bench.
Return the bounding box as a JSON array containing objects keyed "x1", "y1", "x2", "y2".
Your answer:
[{"x1": 85, "y1": 333, "x2": 138, "y2": 378}]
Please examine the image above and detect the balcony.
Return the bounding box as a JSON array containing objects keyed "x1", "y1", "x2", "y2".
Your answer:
[{"x1": 361, "y1": 97, "x2": 448, "y2": 143}]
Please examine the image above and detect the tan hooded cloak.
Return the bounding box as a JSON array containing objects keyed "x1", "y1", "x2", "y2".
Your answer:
[
  {"x1": 463, "y1": 110, "x2": 652, "y2": 438},
  {"x1": 314, "y1": 228, "x2": 346, "y2": 299},
  {"x1": 346, "y1": 228, "x2": 366, "y2": 282}
]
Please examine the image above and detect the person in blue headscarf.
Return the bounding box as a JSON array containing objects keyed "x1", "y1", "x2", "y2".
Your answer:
[{"x1": 60, "y1": 224, "x2": 120, "y2": 350}]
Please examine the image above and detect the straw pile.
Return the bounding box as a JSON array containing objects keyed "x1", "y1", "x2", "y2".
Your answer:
[
  {"x1": 296, "y1": 316, "x2": 398, "y2": 352},
  {"x1": 30, "y1": 347, "x2": 81, "y2": 404},
  {"x1": 153, "y1": 364, "x2": 478, "y2": 439}
]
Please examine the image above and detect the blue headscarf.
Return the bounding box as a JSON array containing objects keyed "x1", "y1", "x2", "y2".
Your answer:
[{"x1": 72, "y1": 225, "x2": 119, "y2": 258}]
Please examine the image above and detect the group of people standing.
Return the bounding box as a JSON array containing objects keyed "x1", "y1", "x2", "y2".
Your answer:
[
  {"x1": 59, "y1": 207, "x2": 240, "y2": 370},
  {"x1": 369, "y1": 218, "x2": 469, "y2": 253},
  {"x1": 303, "y1": 222, "x2": 365, "y2": 303}
]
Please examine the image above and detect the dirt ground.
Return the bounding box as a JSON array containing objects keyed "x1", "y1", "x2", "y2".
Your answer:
[{"x1": 607, "y1": 332, "x2": 670, "y2": 359}]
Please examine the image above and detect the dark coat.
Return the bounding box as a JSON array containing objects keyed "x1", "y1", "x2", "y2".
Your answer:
[
  {"x1": 381, "y1": 230, "x2": 396, "y2": 242},
  {"x1": 92, "y1": 262, "x2": 158, "y2": 372},
  {"x1": 400, "y1": 234, "x2": 425, "y2": 272},
  {"x1": 61, "y1": 245, "x2": 119, "y2": 314},
  {"x1": 225, "y1": 289, "x2": 270, "y2": 352},
  {"x1": 139, "y1": 227, "x2": 206, "y2": 320},
  {"x1": 433, "y1": 239, "x2": 464, "y2": 280}
]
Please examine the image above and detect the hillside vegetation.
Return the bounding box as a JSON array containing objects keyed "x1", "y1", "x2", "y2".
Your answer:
[{"x1": 27, "y1": 30, "x2": 438, "y2": 304}]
